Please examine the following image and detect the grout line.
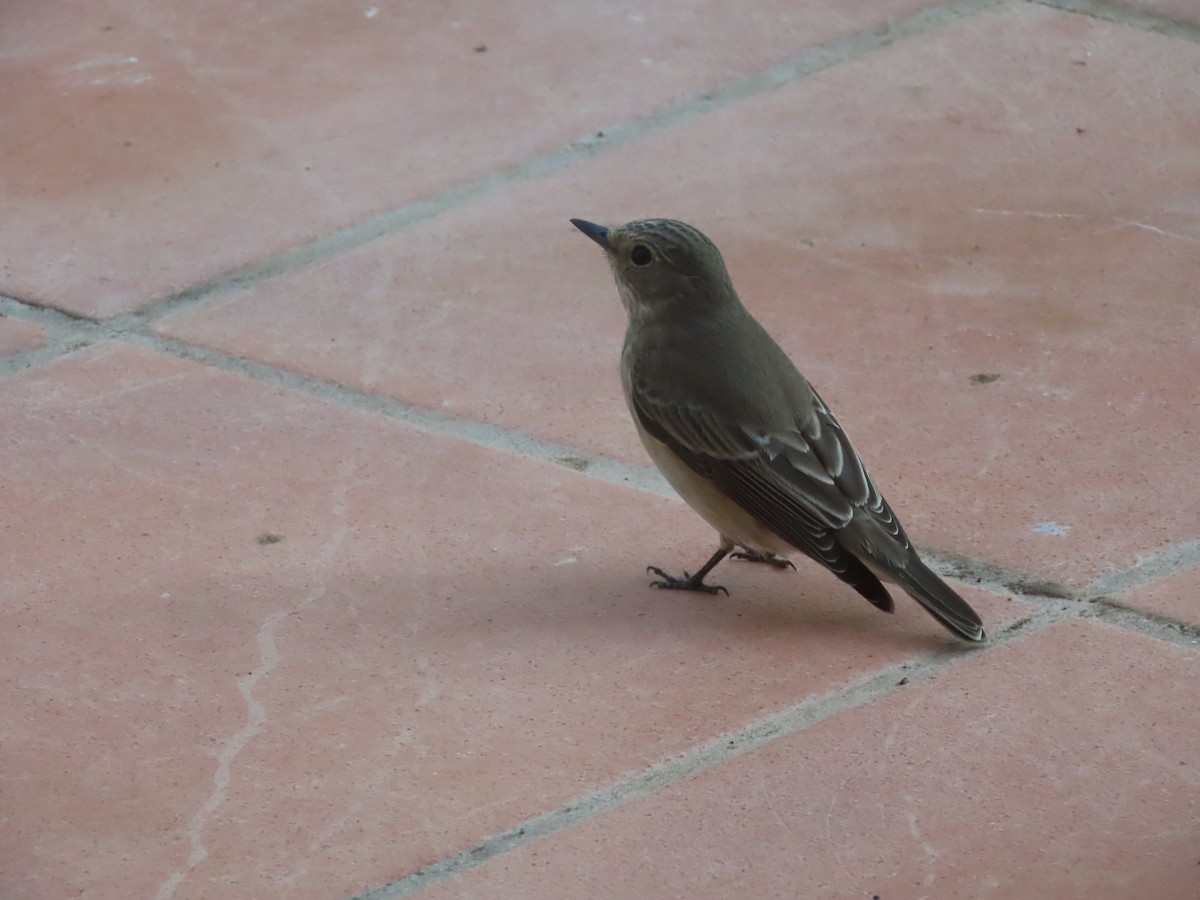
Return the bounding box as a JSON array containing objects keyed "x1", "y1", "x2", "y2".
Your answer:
[
  {"x1": 0, "y1": 336, "x2": 90, "y2": 379},
  {"x1": 922, "y1": 548, "x2": 1079, "y2": 602},
  {"x1": 7, "y1": 2, "x2": 1192, "y2": 334},
  {"x1": 39, "y1": 0, "x2": 1001, "y2": 330},
  {"x1": 1083, "y1": 538, "x2": 1200, "y2": 598},
  {"x1": 349, "y1": 601, "x2": 1069, "y2": 900},
  {"x1": 19, "y1": 323, "x2": 1193, "y2": 898},
  {"x1": 1029, "y1": 0, "x2": 1200, "y2": 42},
  {"x1": 120, "y1": 332, "x2": 677, "y2": 499},
  {"x1": 15, "y1": 319, "x2": 1200, "y2": 627},
  {"x1": 0, "y1": 293, "x2": 96, "y2": 327},
  {"x1": 10, "y1": 300, "x2": 1200, "y2": 637},
  {"x1": 10, "y1": 265, "x2": 1198, "y2": 897},
  {"x1": 352, "y1": 573, "x2": 1199, "y2": 899},
  {"x1": 0, "y1": 300, "x2": 1113, "y2": 613},
  {"x1": 129, "y1": 330, "x2": 1197, "y2": 628},
  {"x1": 0, "y1": 296, "x2": 110, "y2": 378},
  {"x1": 1, "y1": 1, "x2": 1192, "y2": 895},
  {"x1": 1082, "y1": 598, "x2": 1200, "y2": 648}
]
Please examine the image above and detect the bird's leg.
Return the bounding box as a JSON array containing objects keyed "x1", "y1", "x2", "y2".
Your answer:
[
  {"x1": 647, "y1": 546, "x2": 731, "y2": 596},
  {"x1": 731, "y1": 547, "x2": 796, "y2": 570}
]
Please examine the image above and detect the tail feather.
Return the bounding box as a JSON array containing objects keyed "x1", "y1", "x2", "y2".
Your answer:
[
  {"x1": 837, "y1": 556, "x2": 895, "y2": 614},
  {"x1": 894, "y1": 559, "x2": 986, "y2": 642}
]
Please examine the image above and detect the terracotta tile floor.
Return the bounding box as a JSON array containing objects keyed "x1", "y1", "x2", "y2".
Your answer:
[{"x1": 2, "y1": 2, "x2": 1198, "y2": 899}]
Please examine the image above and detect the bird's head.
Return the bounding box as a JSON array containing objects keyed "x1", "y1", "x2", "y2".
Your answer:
[{"x1": 570, "y1": 218, "x2": 737, "y2": 323}]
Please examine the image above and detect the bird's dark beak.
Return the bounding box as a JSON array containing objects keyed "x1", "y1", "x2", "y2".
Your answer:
[{"x1": 570, "y1": 218, "x2": 610, "y2": 250}]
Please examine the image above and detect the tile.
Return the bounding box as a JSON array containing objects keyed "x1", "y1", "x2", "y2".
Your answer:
[
  {"x1": 0, "y1": 0, "x2": 939, "y2": 318},
  {"x1": 1111, "y1": 565, "x2": 1200, "y2": 626},
  {"x1": 416, "y1": 619, "x2": 1200, "y2": 900},
  {"x1": 159, "y1": 4, "x2": 1200, "y2": 587},
  {"x1": 0, "y1": 343, "x2": 1019, "y2": 900},
  {"x1": 0, "y1": 317, "x2": 47, "y2": 357}
]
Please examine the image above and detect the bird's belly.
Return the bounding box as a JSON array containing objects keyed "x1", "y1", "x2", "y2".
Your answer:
[{"x1": 635, "y1": 424, "x2": 793, "y2": 557}]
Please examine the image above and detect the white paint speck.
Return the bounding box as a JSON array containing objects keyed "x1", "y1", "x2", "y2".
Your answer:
[
  {"x1": 161, "y1": 592, "x2": 171, "y2": 599},
  {"x1": 74, "y1": 54, "x2": 150, "y2": 86},
  {"x1": 1031, "y1": 522, "x2": 1070, "y2": 536},
  {"x1": 364, "y1": 6, "x2": 379, "y2": 17},
  {"x1": 72, "y1": 55, "x2": 139, "y2": 71},
  {"x1": 553, "y1": 557, "x2": 578, "y2": 567}
]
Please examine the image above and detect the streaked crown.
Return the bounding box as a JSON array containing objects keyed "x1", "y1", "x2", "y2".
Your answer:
[{"x1": 571, "y1": 216, "x2": 740, "y2": 321}]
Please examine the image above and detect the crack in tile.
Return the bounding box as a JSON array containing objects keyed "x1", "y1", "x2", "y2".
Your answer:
[
  {"x1": 939, "y1": 206, "x2": 1091, "y2": 220},
  {"x1": 825, "y1": 771, "x2": 857, "y2": 885},
  {"x1": 154, "y1": 604, "x2": 299, "y2": 900},
  {"x1": 905, "y1": 795, "x2": 941, "y2": 862},
  {"x1": 154, "y1": 462, "x2": 354, "y2": 899},
  {"x1": 914, "y1": 207, "x2": 1200, "y2": 243},
  {"x1": 757, "y1": 769, "x2": 797, "y2": 844},
  {"x1": 278, "y1": 801, "x2": 367, "y2": 890},
  {"x1": 1111, "y1": 219, "x2": 1200, "y2": 243}
]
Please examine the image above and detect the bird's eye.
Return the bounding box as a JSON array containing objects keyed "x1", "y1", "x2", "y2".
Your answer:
[{"x1": 630, "y1": 245, "x2": 652, "y2": 266}]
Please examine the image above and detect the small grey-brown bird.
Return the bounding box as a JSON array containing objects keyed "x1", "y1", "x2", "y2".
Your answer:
[{"x1": 570, "y1": 217, "x2": 985, "y2": 642}]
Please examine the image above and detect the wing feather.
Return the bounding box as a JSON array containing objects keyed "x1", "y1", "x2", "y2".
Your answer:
[{"x1": 630, "y1": 376, "x2": 898, "y2": 611}]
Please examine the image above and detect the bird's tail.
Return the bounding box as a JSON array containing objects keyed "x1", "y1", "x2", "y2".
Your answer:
[{"x1": 894, "y1": 559, "x2": 986, "y2": 642}]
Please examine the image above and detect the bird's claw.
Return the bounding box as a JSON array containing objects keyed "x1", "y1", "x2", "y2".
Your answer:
[
  {"x1": 646, "y1": 565, "x2": 729, "y2": 595},
  {"x1": 731, "y1": 550, "x2": 796, "y2": 571}
]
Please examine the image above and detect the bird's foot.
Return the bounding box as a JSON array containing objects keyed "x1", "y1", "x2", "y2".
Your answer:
[
  {"x1": 646, "y1": 566, "x2": 729, "y2": 596},
  {"x1": 731, "y1": 549, "x2": 796, "y2": 570}
]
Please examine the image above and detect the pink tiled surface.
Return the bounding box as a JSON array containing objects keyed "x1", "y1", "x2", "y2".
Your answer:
[
  {"x1": 0, "y1": 344, "x2": 1022, "y2": 899},
  {"x1": 0, "y1": 0, "x2": 941, "y2": 318},
  {"x1": 1111, "y1": 564, "x2": 1200, "y2": 626},
  {"x1": 419, "y1": 620, "x2": 1200, "y2": 900},
  {"x1": 157, "y1": 3, "x2": 1200, "y2": 587},
  {"x1": 4, "y1": 2, "x2": 1200, "y2": 899}
]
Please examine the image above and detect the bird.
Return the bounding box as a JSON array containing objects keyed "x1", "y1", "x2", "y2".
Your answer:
[{"x1": 569, "y1": 216, "x2": 986, "y2": 642}]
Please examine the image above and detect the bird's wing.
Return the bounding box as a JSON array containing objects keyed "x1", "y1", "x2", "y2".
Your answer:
[
  {"x1": 801, "y1": 389, "x2": 912, "y2": 550},
  {"x1": 637, "y1": 386, "x2": 851, "y2": 528},
  {"x1": 630, "y1": 373, "x2": 904, "y2": 602},
  {"x1": 633, "y1": 359, "x2": 984, "y2": 639}
]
